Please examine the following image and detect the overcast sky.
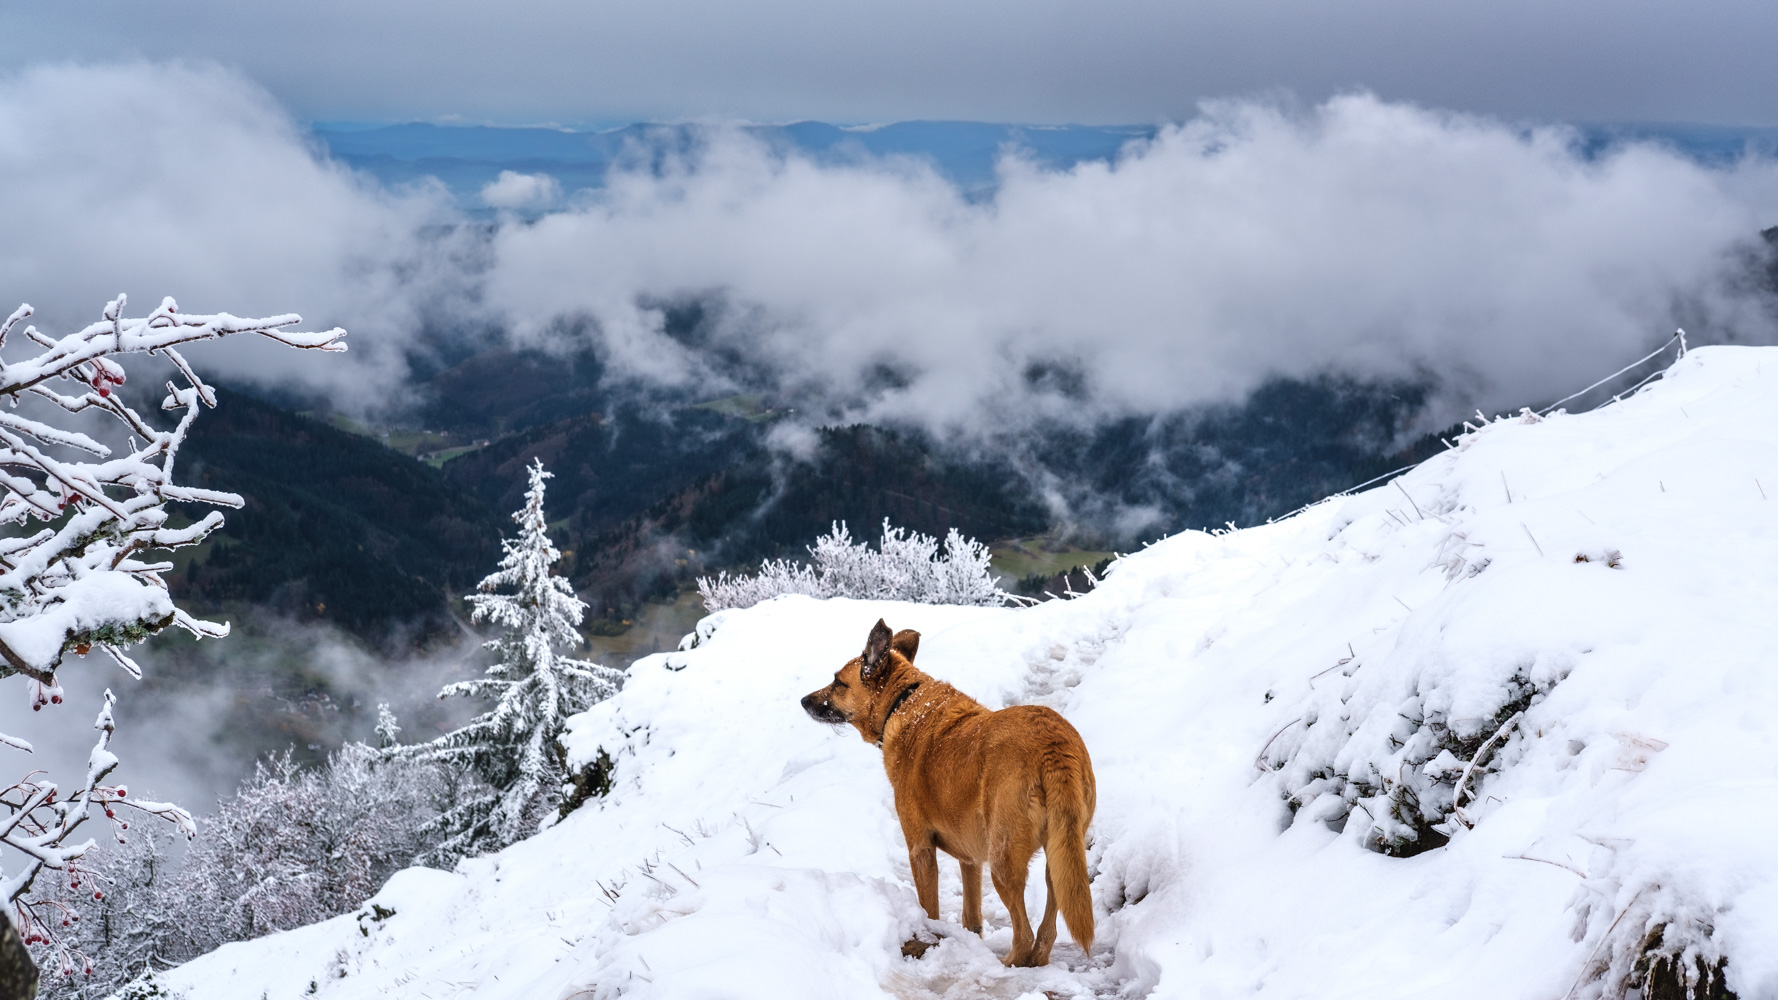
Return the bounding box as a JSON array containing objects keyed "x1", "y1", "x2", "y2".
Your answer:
[{"x1": 6, "y1": 0, "x2": 1778, "y2": 126}]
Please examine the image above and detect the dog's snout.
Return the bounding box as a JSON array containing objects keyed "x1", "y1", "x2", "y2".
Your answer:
[{"x1": 801, "y1": 691, "x2": 844, "y2": 724}]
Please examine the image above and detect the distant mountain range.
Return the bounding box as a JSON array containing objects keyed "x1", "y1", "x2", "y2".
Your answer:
[
  {"x1": 312, "y1": 119, "x2": 1778, "y2": 208},
  {"x1": 314, "y1": 120, "x2": 1156, "y2": 203}
]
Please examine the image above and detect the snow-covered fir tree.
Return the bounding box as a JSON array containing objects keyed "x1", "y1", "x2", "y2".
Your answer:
[
  {"x1": 389, "y1": 460, "x2": 620, "y2": 863},
  {"x1": 374, "y1": 703, "x2": 401, "y2": 749}
]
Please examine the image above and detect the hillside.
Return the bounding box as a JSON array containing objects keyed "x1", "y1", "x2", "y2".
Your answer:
[
  {"x1": 424, "y1": 342, "x2": 1440, "y2": 620},
  {"x1": 172, "y1": 387, "x2": 504, "y2": 641},
  {"x1": 156, "y1": 345, "x2": 1778, "y2": 998},
  {"x1": 168, "y1": 370, "x2": 1440, "y2": 635}
]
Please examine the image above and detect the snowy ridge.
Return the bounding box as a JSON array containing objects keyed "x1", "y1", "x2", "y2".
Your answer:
[{"x1": 160, "y1": 346, "x2": 1778, "y2": 999}]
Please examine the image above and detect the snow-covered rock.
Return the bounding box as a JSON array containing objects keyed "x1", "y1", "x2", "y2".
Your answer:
[{"x1": 158, "y1": 346, "x2": 1778, "y2": 999}]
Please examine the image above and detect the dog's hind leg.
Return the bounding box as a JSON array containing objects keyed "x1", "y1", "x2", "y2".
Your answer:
[
  {"x1": 959, "y1": 861, "x2": 983, "y2": 934},
  {"x1": 1029, "y1": 865, "x2": 1060, "y2": 966},
  {"x1": 990, "y1": 854, "x2": 1035, "y2": 967},
  {"x1": 908, "y1": 840, "x2": 941, "y2": 921}
]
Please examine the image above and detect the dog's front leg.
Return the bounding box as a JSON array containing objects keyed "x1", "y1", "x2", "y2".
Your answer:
[
  {"x1": 959, "y1": 861, "x2": 983, "y2": 934},
  {"x1": 908, "y1": 839, "x2": 941, "y2": 920}
]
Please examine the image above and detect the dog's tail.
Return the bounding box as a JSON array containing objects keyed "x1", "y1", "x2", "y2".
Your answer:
[{"x1": 1043, "y1": 751, "x2": 1096, "y2": 954}]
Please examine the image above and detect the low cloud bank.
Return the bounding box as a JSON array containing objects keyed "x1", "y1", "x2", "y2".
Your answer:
[
  {"x1": 489, "y1": 97, "x2": 1778, "y2": 435},
  {"x1": 4, "y1": 61, "x2": 1777, "y2": 436}
]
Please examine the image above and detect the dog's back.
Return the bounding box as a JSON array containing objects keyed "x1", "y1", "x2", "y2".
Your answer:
[{"x1": 943, "y1": 702, "x2": 1096, "y2": 955}]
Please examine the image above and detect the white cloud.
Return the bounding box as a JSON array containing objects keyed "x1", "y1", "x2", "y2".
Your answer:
[
  {"x1": 0, "y1": 61, "x2": 463, "y2": 408},
  {"x1": 481, "y1": 170, "x2": 562, "y2": 210},
  {"x1": 3, "y1": 65, "x2": 1774, "y2": 441},
  {"x1": 483, "y1": 95, "x2": 1778, "y2": 436}
]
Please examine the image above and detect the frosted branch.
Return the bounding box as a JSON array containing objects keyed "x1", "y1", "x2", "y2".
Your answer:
[{"x1": 0, "y1": 294, "x2": 343, "y2": 979}]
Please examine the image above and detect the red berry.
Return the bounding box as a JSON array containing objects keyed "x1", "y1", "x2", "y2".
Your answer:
[
  {"x1": 92, "y1": 891, "x2": 102, "y2": 900},
  {"x1": 50, "y1": 694, "x2": 61, "y2": 704}
]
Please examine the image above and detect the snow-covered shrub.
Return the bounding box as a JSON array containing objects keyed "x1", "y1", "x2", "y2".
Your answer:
[
  {"x1": 1260, "y1": 434, "x2": 1583, "y2": 856},
  {"x1": 697, "y1": 518, "x2": 1005, "y2": 611},
  {"x1": 0, "y1": 295, "x2": 344, "y2": 979},
  {"x1": 1564, "y1": 872, "x2": 1734, "y2": 1000},
  {"x1": 113, "y1": 968, "x2": 183, "y2": 999},
  {"x1": 40, "y1": 747, "x2": 442, "y2": 999},
  {"x1": 387, "y1": 460, "x2": 621, "y2": 863},
  {"x1": 172, "y1": 748, "x2": 443, "y2": 951},
  {"x1": 1265, "y1": 658, "x2": 1561, "y2": 857}
]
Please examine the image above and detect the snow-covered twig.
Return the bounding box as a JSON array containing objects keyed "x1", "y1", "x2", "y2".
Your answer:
[
  {"x1": 1254, "y1": 717, "x2": 1304, "y2": 772},
  {"x1": 1451, "y1": 711, "x2": 1523, "y2": 828},
  {"x1": 1504, "y1": 852, "x2": 1587, "y2": 877},
  {"x1": 1563, "y1": 887, "x2": 1648, "y2": 1000}
]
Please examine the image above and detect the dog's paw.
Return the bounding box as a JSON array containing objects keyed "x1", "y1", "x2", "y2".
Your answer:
[{"x1": 900, "y1": 937, "x2": 933, "y2": 959}]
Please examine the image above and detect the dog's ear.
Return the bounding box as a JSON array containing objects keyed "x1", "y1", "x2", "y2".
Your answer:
[
  {"x1": 891, "y1": 629, "x2": 920, "y2": 662},
  {"x1": 861, "y1": 619, "x2": 894, "y2": 684}
]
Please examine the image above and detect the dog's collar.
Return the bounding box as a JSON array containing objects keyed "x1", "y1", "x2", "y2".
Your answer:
[{"x1": 875, "y1": 681, "x2": 923, "y2": 747}]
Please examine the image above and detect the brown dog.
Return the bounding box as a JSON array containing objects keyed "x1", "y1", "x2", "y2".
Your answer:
[{"x1": 801, "y1": 618, "x2": 1096, "y2": 967}]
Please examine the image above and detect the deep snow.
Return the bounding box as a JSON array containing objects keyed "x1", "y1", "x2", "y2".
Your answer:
[{"x1": 156, "y1": 345, "x2": 1778, "y2": 999}]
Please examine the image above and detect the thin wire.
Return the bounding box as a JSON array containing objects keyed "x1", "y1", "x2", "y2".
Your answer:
[
  {"x1": 1338, "y1": 463, "x2": 1421, "y2": 497},
  {"x1": 1266, "y1": 463, "x2": 1420, "y2": 524},
  {"x1": 1263, "y1": 331, "x2": 1684, "y2": 527},
  {"x1": 1606, "y1": 365, "x2": 1668, "y2": 404},
  {"x1": 1538, "y1": 331, "x2": 1682, "y2": 416}
]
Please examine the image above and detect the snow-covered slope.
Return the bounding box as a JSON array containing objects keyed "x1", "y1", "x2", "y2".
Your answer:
[{"x1": 162, "y1": 346, "x2": 1778, "y2": 1000}]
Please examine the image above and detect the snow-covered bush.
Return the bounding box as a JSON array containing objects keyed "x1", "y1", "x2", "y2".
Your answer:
[
  {"x1": 387, "y1": 460, "x2": 621, "y2": 863},
  {"x1": 1264, "y1": 649, "x2": 1563, "y2": 857},
  {"x1": 1566, "y1": 874, "x2": 1732, "y2": 1000},
  {"x1": 171, "y1": 748, "x2": 443, "y2": 951},
  {"x1": 113, "y1": 968, "x2": 183, "y2": 999},
  {"x1": 0, "y1": 295, "x2": 344, "y2": 979},
  {"x1": 41, "y1": 747, "x2": 442, "y2": 999},
  {"x1": 697, "y1": 518, "x2": 1005, "y2": 611}
]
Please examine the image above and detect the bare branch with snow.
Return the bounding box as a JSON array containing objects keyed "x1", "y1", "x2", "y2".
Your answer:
[{"x1": 0, "y1": 294, "x2": 345, "y2": 981}]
